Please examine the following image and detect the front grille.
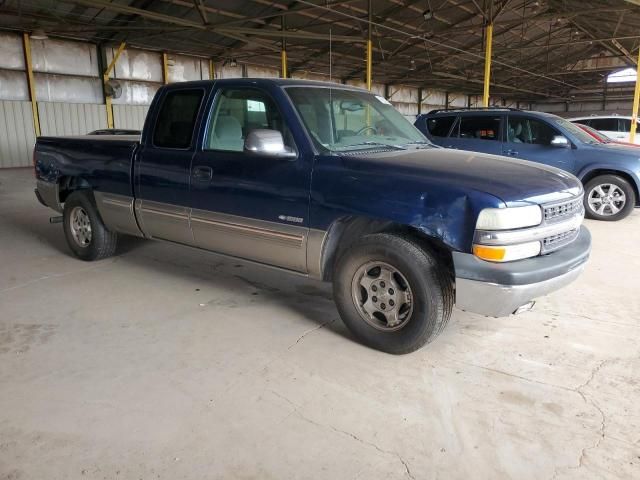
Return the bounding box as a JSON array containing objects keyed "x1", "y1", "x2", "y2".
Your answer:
[
  {"x1": 543, "y1": 195, "x2": 583, "y2": 223},
  {"x1": 542, "y1": 228, "x2": 579, "y2": 253}
]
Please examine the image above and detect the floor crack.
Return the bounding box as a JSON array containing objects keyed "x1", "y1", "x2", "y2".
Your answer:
[{"x1": 287, "y1": 318, "x2": 336, "y2": 350}]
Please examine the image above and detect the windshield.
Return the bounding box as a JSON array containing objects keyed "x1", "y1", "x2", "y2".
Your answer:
[
  {"x1": 285, "y1": 86, "x2": 429, "y2": 152},
  {"x1": 554, "y1": 117, "x2": 600, "y2": 145}
]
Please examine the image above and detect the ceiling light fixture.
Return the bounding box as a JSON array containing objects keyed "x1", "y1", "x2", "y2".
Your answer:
[{"x1": 30, "y1": 29, "x2": 48, "y2": 40}]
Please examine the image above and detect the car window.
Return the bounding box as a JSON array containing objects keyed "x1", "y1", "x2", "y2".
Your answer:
[
  {"x1": 572, "y1": 119, "x2": 591, "y2": 127},
  {"x1": 618, "y1": 119, "x2": 631, "y2": 132},
  {"x1": 206, "y1": 88, "x2": 294, "y2": 152},
  {"x1": 153, "y1": 89, "x2": 204, "y2": 149},
  {"x1": 590, "y1": 118, "x2": 618, "y2": 131},
  {"x1": 507, "y1": 117, "x2": 559, "y2": 145},
  {"x1": 454, "y1": 115, "x2": 500, "y2": 141},
  {"x1": 426, "y1": 116, "x2": 456, "y2": 137}
]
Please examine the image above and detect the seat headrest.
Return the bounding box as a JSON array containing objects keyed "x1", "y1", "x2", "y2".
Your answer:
[{"x1": 215, "y1": 115, "x2": 242, "y2": 139}]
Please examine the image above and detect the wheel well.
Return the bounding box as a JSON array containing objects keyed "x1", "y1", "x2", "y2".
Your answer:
[
  {"x1": 58, "y1": 176, "x2": 92, "y2": 203},
  {"x1": 581, "y1": 169, "x2": 639, "y2": 206},
  {"x1": 320, "y1": 216, "x2": 453, "y2": 282}
]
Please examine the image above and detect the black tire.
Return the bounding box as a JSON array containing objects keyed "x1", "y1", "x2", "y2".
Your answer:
[
  {"x1": 63, "y1": 190, "x2": 117, "y2": 261},
  {"x1": 332, "y1": 233, "x2": 453, "y2": 354},
  {"x1": 584, "y1": 174, "x2": 636, "y2": 221}
]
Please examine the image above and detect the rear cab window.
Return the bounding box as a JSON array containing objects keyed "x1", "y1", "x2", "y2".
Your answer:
[{"x1": 152, "y1": 89, "x2": 205, "y2": 149}]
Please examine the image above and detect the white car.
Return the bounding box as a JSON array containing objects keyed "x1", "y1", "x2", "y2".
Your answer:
[{"x1": 569, "y1": 115, "x2": 640, "y2": 144}]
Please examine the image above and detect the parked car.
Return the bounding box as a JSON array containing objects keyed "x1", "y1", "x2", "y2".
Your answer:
[
  {"x1": 569, "y1": 115, "x2": 640, "y2": 144},
  {"x1": 576, "y1": 123, "x2": 640, "y2": 148},
  {"x1": 34, "y1": 79, "x2": 590, "y2": 354},
  {"x1": 87, "y1": 128, "x2": 141, "y2": 135},
  {"x1": 415, "y1": 108, "x2": 640, "y2": 220}
]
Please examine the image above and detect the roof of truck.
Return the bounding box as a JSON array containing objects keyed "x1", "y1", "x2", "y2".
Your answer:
[{"x1": 162, "y1": 78, "x2": 369, "y2": 91}]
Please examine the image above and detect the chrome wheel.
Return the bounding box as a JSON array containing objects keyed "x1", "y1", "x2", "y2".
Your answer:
[
  {"x1": 69, "y1": 206, "x2": 92, "y2": 247},
  {"x1": 587, "y1": 183, "x2": 626, "y2": 216},
  {"x1": 351, "y1": 261, "x2": 413, "y2": 331}
]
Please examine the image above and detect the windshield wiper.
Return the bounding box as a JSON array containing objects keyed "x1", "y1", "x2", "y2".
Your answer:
[
  {"x1": 340, "y1": 141, "x2": 407, "y2": 151},
  {"x1": 404, "y1": 140, "x2": 434, "y2": 146}
]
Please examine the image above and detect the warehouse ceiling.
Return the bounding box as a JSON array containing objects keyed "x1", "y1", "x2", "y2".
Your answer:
[{"x1": 1, "y1": 0, "x2": 639, "y2": 102}]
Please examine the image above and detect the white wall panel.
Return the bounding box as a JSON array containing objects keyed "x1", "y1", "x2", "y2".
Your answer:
[
  {"x1": 111, "y1": 80, "x2": 160, "y2": 105},
  {"x1": 38, "y1": 102, "x2": 107, "y2": 136},
  {"x1": 0, "y1": 100, "x2": 36, "y2": 168},
  {"x1": 0, "y1": 70, "x2": 29, "y2": 101},
  {"x1": 35, "y1": 74, "x2": 103, "y2": 103},
  {"x1": 113, "y1": 104, "x2": 149, "y2": 130},
  {"x1": 246, "y1": 65, "x2": 280, "y2": 78},
  {"x1": 109, "y1": 48, "x2": 163, "y2": 82},
  {"x1": 31, "y1": 38, "x2": 99, "y2": 77},
  {"x1": 0, "y1": 32, "x2": 25, "y2": 70},
  {"x1": 167, "y1": 54, "x2": 208, "y2": 82}
]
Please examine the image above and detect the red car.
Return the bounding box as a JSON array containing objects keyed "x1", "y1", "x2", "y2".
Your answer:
[{"x1": 576, "y1": 123, "x2": 640, "y2": 148}]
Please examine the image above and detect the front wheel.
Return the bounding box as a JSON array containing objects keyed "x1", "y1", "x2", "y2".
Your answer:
[
  {"x1": 584, "y1": 174, "x2": 636, "y2": 221},
  {"x1": 63, "y1": 190, "x2": 117, "y2": 261},
  {"x1": 332, "y1": 233, "x2": 453, "y2": 354}
]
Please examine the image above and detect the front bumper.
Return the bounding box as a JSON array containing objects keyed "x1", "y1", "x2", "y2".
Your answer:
[{"x1": 453, "y1": 226, "x2": 591, "y2": 317}]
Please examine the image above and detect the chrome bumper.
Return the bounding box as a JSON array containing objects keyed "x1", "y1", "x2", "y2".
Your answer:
[
  {"x1": 455, "y1": 265, "x2": 585, "y2": 317},
  {"x1": 454, "y1": 226, "x2": 591, "y2": 317}
]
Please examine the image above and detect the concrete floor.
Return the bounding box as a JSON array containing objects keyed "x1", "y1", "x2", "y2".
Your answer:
[{"x1": 1, "y1": 168, "x2": 639, "y2": 480}]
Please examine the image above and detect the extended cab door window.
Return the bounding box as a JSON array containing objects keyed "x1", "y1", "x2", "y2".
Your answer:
[
  {"x1": 152, "y1": 89, "x2": 204, "y2": 149},
  {"x1": 205, "y1": 89, "x2": 295, "y2": 152}
]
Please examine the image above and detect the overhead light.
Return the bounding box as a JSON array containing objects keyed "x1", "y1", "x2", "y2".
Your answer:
[
  {"x1": 30, "y1": 29, "x2": 48, "y2": 40},
  {"x1": 422, "y1": 9, "x2": 433, "y2": 20}
]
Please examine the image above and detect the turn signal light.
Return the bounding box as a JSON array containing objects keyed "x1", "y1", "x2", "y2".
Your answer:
[
  {"x1": 473, "y1": 241, "x2": 541, "y2": 262},
  {"x1": 473, "y1": 245, "x2": 506, "y2": 261}
]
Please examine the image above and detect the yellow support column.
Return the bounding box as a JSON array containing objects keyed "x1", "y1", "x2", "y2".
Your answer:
[
  {"x1": 162, "y1": 52, "x2": 169, "y2": 84},
  {"x1": 281, "y1": 50, "x2": 288, "y2": 79},
  {"x1": 629, "y1": 48, "x2": 640, "y2": 143},
  {"x1": 482, "y1": 23, "x2": 493, "y2": 107},
  {"x1": 103, "y1": 42, "x2": 126, "y2": 129},
  {"x1": 280, "y1": 16, "x2": 288, "y2": 79},
  {"x1": 22, "y1": 33, "x2": 41, "y2": 137},
  {"x1": 209, "y1": 59, "x2": 215, "y2": 80}
]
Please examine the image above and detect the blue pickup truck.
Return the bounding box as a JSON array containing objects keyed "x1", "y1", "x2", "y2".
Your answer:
[
  {"x1": 415, "y1": 108, "x2": 640, "y2": 221},
  {"x1": 34, "y1": 79, "x2": 590, "y2": 354}
]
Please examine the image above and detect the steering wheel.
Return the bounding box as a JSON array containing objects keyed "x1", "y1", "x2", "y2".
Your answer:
[{"x1": 355, "y1": 125, "x2": 378, "y2": 135}]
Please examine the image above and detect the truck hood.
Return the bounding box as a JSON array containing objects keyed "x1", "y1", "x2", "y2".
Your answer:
[{"x1": 339, "y1": 147, "x2": 582, "y2": 206}]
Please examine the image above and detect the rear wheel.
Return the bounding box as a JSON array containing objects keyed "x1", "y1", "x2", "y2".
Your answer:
[
  {"x1": 332, "y1": 233, "x2": 453, "y2": 354},
  {"x1": 584, "y1": 174, "x2": 635, "y2": 221},
  {"x1": 63, "y1": 190, "x2": 117, "y2": 261}
]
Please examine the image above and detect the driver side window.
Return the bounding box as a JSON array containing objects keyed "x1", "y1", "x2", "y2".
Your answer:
[
  {"x1": 206, "y1": 88, "x2": 294, "y2": 152},
  {"x1": 508, "y1": 117, "x2": 559, "y2": 146}
]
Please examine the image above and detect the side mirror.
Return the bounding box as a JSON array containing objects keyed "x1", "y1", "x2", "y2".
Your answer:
[
  {"x1": 244, "y1": 129, "x2": 296, "y2": 159},
  {"x1": 550, "y1": 135, "x2": 570, "y2": 148}
]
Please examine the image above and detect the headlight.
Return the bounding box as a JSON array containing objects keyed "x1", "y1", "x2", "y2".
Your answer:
[
  {"x1": 476, "y1": 205, "x2": 542, "y2": 230},
  {"x1": 473, "y1": 241, "x2": 541, "y2": 262}
]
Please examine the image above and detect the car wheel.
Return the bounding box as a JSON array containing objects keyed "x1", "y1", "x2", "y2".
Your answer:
[
  {"x1": 63, "y1": 190, "x2": 117, "y2": 261},
  {"x1": 332, "y1": 233, "x2": 453, "y2": 354},
  {"x1": 584, "y1": 174, "x2": 636, "y2": 221}
]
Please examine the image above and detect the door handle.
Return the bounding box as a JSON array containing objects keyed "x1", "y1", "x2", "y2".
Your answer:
[
  {"x1": 505, "y1": 149, "x2": 518, "y2": 156},
  {"x1": 192, "y1": 165, "x2": 213, "y2": 181}
]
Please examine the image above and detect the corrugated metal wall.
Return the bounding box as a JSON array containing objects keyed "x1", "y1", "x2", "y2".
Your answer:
[
  {"x1": 38, "y1": 102, "x2": 107, "y2": 136},
  {"x1": 113, "y1": 104, "x2": 149, "y2": 130},
  {"x1": 0, "y1": 100, "x2": 36, "y2": 168}
]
